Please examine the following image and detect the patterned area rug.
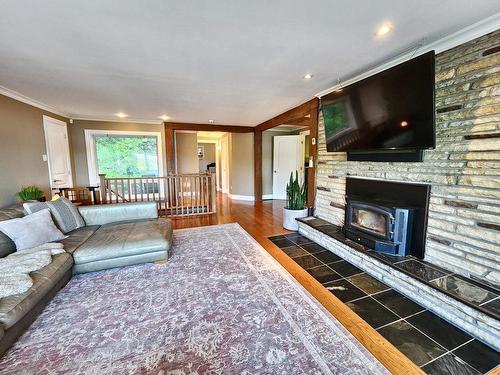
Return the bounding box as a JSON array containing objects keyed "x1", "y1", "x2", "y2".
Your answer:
[{"x1": 0, "y1": 224, "x2": 389, "y2": 374}]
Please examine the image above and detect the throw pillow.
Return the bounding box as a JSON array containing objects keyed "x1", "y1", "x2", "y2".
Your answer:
[
  {"x1": 24, "y1": 196, "x2": 85, "y2": 234},
  {"x1": 0, "y1": 209, "x2": 66, "y2": 250}
]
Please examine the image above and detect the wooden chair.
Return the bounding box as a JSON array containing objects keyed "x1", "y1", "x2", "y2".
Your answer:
[{"x1": 58, "y1": 187, "x2": 100, "y2": 205}]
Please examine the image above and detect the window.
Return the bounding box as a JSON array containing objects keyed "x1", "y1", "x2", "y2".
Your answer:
[{"x1": 85, "y1": 130, "x2": 163, "y2": 185}]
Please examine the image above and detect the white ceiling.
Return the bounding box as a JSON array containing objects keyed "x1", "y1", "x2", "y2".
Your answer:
[{"x1": 0, "y1": 1, "x2": 499, "y2": 126}]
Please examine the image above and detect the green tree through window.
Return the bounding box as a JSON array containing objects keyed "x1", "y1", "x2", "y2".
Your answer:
[{"x1": 95, "y1": 135, "x2": 159, "y2": 178}]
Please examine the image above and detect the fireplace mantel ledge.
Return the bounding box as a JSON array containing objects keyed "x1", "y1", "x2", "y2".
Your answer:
[{"x1": 298, "y1": 220, "x2": 500, "y2": 352}]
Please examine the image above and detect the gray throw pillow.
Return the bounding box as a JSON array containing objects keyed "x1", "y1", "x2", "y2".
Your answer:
[
  {"x1": 0, "y1": 209, "x2": 66, "y2": 250},
  {"x1": 24, "y1": 196, "x2": 85, "y2": 234}
]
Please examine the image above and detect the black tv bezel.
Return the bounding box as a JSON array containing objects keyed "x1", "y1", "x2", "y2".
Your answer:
[{"x1": 322, "y1": 51, "x2": 436, "y2": 153}]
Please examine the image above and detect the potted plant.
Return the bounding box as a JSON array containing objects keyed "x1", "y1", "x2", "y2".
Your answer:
[
  {"x1": 283, "y1": 171, "x2": 308, "y2": 231},
  {"x1": 17, "y1": 185, "x2": 45, "y2": 202}
]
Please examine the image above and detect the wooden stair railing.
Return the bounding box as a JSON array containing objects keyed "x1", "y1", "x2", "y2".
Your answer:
[{"x1": 98, "y1": 173, "x2": 217, "y2": 217}]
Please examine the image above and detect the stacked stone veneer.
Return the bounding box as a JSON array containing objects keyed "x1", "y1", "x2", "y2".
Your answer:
[{"x1": 314, "y1": 30, "x2": 500, "y2": 285}]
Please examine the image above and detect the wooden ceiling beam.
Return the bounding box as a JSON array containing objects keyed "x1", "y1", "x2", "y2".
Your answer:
[
  {"x1": 164, "y1": 122, "x2": 254, "y2": 133},
  {"x1": 255, "y1": 98, "x2": 319, "y2": 132}
]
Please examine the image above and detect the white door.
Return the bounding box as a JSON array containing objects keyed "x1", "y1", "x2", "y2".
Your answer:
[
  {"x1": 273, "y1": 135, "x2": 305, "y2": 200},
  {"x1": 43, "y1": 116, "x2": 73, "y2": 193},
  {"x1": 220, "y1": 136, "x2": 229, "y2": 194}
]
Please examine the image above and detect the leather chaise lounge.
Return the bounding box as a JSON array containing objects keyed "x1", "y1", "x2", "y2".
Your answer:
[{"x1": 0, "y1": 202, "x2": 173, "y2": 357}]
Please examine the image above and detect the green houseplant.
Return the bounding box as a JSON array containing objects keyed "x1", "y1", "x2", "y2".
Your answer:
[
  {"x1": 283, "y1": 171, "x2": 308, "y2": 230},
  {"x1": 17, "y1": 185, "x2": 44, "y2": 202}
]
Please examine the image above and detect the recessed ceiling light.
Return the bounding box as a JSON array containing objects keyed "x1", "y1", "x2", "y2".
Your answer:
[
  {"x1": 158, "y1": 114, "x2": 170, "y2": 121},
  {"x1": 375, "y1": 22, "x2": 393, "y2": 38},
  {"x1": 400, "y1": 120, "x2": 409, "y2": 127},
  {"x1": 208, "y1": 119, "x2": 215, "y2": 124},
  {"x1": 303, "y1": 73, "x2": 313, "y2": 80},
  {"x1": 115, "y1": 112, "x2": 128, "y2": 118}
]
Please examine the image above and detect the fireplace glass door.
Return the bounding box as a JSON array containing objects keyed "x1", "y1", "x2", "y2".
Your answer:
[{"x1": 349, "y1": 203, "x2": 392, "y2": 240}]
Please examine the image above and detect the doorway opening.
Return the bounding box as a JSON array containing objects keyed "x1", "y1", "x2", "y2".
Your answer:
[{"x1": 263, "y1": 125, "x2": 309, "y2": 200}]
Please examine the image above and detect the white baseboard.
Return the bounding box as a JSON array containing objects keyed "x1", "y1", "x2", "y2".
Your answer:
[
  {"x1": 262, "y1": 194, "x2": 273, "y2": 200},
  {"x1": 229, "y1": 194, "x2": 255, "y2": 201}
]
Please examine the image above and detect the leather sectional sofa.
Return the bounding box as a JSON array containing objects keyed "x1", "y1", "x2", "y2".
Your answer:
[{"x1": 0, "y1": 202, "x2": 173, "y2": 357}]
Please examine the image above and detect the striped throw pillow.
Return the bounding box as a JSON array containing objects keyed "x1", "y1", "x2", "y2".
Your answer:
[{"x1": 24, "y1": 197, "x2": 85, "y2": 234}]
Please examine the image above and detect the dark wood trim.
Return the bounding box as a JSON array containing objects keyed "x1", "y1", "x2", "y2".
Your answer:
[
  {"x1": 164, "y1": 126, "x2": 176, "y2": 174},
  {"x1": 253, "y1": 98, "x2": 319, "y2": 207},
  {"x1": 254, "y1": 131, "x2": 263, "y2": 202},
  {"x1": 464, "y1": 133, "x2": 500, "y2": 140},
  {"x1": 255, "y1": 98, "x2": 318, "y2": 132},
  {"x1": 165, "y1": 122, "x2": 254, "y2": 133}
]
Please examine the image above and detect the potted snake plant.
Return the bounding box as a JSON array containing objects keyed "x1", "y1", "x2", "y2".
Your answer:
[{"x1": 283, "y1": 171, "x2": 308, "y2": 231}]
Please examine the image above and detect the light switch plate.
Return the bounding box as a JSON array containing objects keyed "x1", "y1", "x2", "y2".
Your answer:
[{"x1": 42, "y1": 154, "x2": 48, "y2": 161}]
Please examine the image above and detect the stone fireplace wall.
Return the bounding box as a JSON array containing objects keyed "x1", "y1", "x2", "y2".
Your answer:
[{"x1": 314, "y1": 30, "x2": 500, "y2": 285}]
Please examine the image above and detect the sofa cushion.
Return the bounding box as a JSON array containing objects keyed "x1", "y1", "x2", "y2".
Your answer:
[
  {"x1": 0, "y1": 253, "x2": 72, "y2": 329},
  {"x1": 0, "y1": 205, "x2": 25, "y2": 258},
  {"x1": 73, "y1": 219, "x2": 172, "y2": 265},
  {"x1": 60, "y1": 225, "x2": 100, "y2": 255},
  {"x1": 24, "y1": 197, "x2": 85, "y2": 234},
  {"x1": 78, "y1": 202, "x2": 158, "y2": 226},
  {"x1": 0, "y1": 209, "x2": 66, "y2": 250}
]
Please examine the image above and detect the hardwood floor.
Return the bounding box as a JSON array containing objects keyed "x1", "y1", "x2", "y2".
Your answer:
[
  {"x1": 171, "y1": 193, "x2": 423, "y2": 374},
  {"x1": 171, "y1": 192, "x2": 292, "y2": 239}
]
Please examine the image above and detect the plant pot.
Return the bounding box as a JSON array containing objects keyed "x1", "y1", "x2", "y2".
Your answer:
[{"x1": 283, "y1": 208, "x2": 308, "y2": 231}]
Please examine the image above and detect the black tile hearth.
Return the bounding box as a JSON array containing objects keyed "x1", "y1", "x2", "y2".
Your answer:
[
  {"x1": 296, "y1": 217, "x2": 500, "y2": 321},
  {"x1": 373, "y1": 290, "x2": 425, "y2": 318},
  {"x1": 306, "y1": 265, "x2": 342, "y2": 284},
  {"x1": 292, "y1": 254, "x2": 323, "y2": 269},
  {"x1": 312, "y1": 250, "x2": 343, "y2": 264},
  {"x1": 300, "y1": 242, "x2": 328, "y2": 254},
  {"x1": 432, "y1": 275, "x2": 499, "y2": 306},
  {"x1": 378, "y1": 320, "x2": 447, "y2": 366},
  {"x1": 482, "y1": 298, "x2": 500, "y2": 315},
  {"x1": 395, "y1": 260, "x2": 451, "y2": 282},
  {"x1": 329, "y1": 261, "x2": 364, "y2": 277},
  {"x1": 270, "y1": 237, "x2": 295, "y2": 248},
  {"x1": 280, "y1": 245, "x2": 309, "y2": 258},
  {"x1": 288, "y1": 235, "x2": 315, "y2": 245},
  {"x1": 453, "y1": 340, "x2": 500, "y2": 374},
  {"x1": 299, "y1": 217, "x2": 331, "y2": 227},
  {"x1": 422, "y1": 354, "x2": 481, "y2": 375},
  {"x1": 324, "y1": 279, "x2": 367, "y2": 303},
  {"x1": 268, "y1": 235, "x2": 286, "y2": 241},
  {"x1": 346, "y1": 297, "x2": 400, "y2": 329},
  {"x1": 407, "y1": 311, "x2": 472, "y2": 350},
  {"x1": 346, "y1": 273, "x2": 391, "y2": 295},
  {"x1": 268, "y1": 232, "x2": 499, "y2": 373},
  {"x1": 369, "y1": 251, "x2": 410, "y2": 264}
]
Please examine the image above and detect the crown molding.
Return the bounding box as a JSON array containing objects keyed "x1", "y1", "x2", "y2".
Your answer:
[
  {"x1": 71, "y1": 115, "x2": 163, "y2": 125},
  {"x1": 0, "y1": 85, "x2": 69, "y2": 117},
  {"x1": 315, "y1": 13, "x2": 500, "y2": 98}
]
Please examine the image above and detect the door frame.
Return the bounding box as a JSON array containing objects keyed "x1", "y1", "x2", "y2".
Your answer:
[
  {"x1": 84, "y1": 129, "x2": 164, "y2": 186},
  {"x1": 272, "y1": 134, "x2": 305, "y2": 200},
  {"x1": 42, "y1": 115, "x2": 73, "y2": 191},
  {"x1": 220, "y1": 135, "x2": 230, "y2": 194}
]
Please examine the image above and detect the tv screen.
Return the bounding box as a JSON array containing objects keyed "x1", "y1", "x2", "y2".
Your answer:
[{"x1": 323, "y1": 51, "x2": 435, "y2": 152}]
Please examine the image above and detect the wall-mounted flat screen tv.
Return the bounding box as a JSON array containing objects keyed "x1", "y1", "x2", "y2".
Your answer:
[{"x1": 322, "y1": 51, "x2": 435, "y2": 152}]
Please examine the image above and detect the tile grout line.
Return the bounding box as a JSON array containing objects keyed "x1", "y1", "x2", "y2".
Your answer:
[{"x1": 418, "y1": 338, "x2": 476, "y2": 370}]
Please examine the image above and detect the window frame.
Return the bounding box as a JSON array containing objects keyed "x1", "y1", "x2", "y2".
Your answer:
[{"x1": 84, "y1": 129, "x2": 164, "y2": 186}]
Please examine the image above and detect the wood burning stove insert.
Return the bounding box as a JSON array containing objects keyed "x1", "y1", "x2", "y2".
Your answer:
[{"x1": 344, "y1": 177, "x2": 431, "y2": 259}]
